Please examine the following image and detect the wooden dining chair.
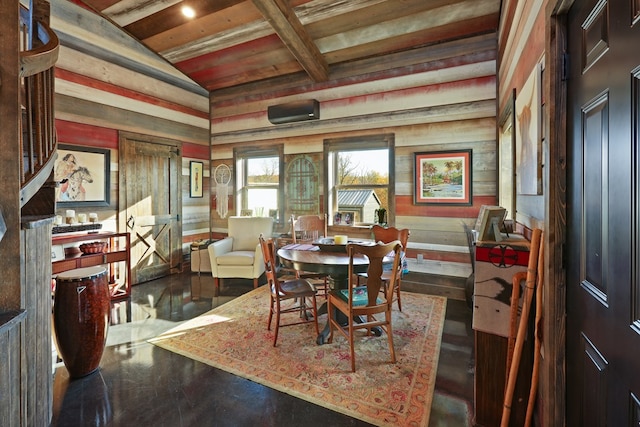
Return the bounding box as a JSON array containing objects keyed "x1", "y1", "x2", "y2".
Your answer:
[
  {"x1": 291, "y1": 214, "x2": 329, "y2": 297},
  {"x1": 259, "y1": 235, "x2": 319, "y2": 347},
  {"x1": 357, "y1": 225, "x2": 410, "y2": 311},
  {"x1": 327, "y1": 240, "x2": 402, "y2": 372}
]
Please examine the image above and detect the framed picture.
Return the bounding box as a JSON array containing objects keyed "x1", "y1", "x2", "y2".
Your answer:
[
  {"x1": 498, "y1": 89, "x2": 517, "y2": 220},
  {"x1": 190, "y1": 161, "x2": 204, "y2": 198},
  {"x1": 515, "y1": 63, "x2": 542, "y2": 195},
  {"x1": 414, "y1": 149, "x2": 472, "y2": 205},
  {"x1": 55, "y1": 144, "x2": 110, "y2": 207},
  {"x1": 333, "y1": 212, "x2": 342, "y2": 225},
  {"x1": 475, "y1": 205, "x2": 507, "y2": 242},
  {"x1": 341, "y1": 211, "x2": 355, "y2": 225}
]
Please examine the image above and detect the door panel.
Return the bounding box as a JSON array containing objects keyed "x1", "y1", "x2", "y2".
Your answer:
[
  {"x1": 119, "y1": 133, "x2": 182, "y2": 284},
  {"x1": 567, "y1": 0, "x2": 640, "y2": 425}
]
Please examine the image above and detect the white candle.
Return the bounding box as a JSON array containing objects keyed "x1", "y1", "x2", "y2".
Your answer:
[
  {"x1": 77, "y1": 213, "x2": 88, "y2": 223},
  {"x1": 65, "y1": 210, "x2": 75, "y2": 224},
  {"x1": 334, "y1": 235, "x2": 348, "y2": 245},
  {"x1": 89, "y1": 213, "x2": 98, "y2": 223},
  {"x1": 54, "y1": 215, "x2": 63, "y2": 225}
]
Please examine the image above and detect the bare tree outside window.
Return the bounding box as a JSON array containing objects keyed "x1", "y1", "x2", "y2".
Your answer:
[{"x1": 336, "y1": 150, "x2": 389, "y2": 219}]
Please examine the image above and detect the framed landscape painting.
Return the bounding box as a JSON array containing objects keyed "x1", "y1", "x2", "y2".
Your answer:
[{"x1": 414, "y1": 149, "x2": 472, "y2": 205}]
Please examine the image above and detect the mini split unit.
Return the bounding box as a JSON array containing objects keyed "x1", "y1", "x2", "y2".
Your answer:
[{"x1": 267, "y1": 99, "x2": 320, "y2": 124}]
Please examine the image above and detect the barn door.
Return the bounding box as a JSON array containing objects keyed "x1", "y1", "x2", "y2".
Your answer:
[
  {"x1": 119, "y1": 132, "x2": 182, "y2": 284},
  {"x1": 566, "y1": 0, "x2": 640, "y2": 424}
]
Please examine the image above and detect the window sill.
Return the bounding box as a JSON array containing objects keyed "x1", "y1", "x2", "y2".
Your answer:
[{"x1": 328, "y1": 224, "x2": 373, "y2": 238}]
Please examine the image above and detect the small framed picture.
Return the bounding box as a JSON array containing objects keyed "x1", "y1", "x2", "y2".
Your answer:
[
  {"x1": 190, "y1": 161, "x2": 204, "y2": 198},
  {"x1": 334, "y1": 212, "x2": 342, "y2": 225},
  {"x1": 342, "y1": 211, "x2": 355, "y2": 225}
]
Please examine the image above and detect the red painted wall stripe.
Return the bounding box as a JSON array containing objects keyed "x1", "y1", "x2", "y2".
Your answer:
[
  {"x1": 56, "y1": 120, "x2": 118, "y2": 149},
  {"x1": 182, "y1": 143, "x2": 210, "y2": 160},
  {"x1": 57, "y1": 119, "x2": 209, "y2": 160},
  {"x1": 55, "y1": 68, "x2": 208, "y2": 119}
]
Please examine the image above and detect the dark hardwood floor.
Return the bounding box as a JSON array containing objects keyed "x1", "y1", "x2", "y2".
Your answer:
[{"x1": 51, "y1": 271, "x2": 474, "y2": 426}]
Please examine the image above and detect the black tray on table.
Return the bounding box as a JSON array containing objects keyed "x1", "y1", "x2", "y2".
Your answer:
[{"x1": 313, "y1": 237, "x2": 371, "y2": 252}]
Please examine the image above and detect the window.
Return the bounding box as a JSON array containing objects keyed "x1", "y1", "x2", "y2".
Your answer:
[
  {"x1": 234, "y1": 146, "x2": 284, "y2": 222},
  {"x1": 324, "y1": 134, "x2": 394, "y2": 225}
]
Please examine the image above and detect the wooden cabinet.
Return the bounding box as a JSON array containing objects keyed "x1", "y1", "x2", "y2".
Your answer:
[
  {"x1": 473, "y1": 235, "x2": 533, "y2": 427},
  {"x1": 52, "y1": 232, "x2": 131, "y2": 301}
]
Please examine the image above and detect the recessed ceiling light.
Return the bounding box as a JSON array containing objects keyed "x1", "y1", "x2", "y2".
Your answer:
[{"x1": 182, "y1": 5, "x2": 196, "y2": 19}]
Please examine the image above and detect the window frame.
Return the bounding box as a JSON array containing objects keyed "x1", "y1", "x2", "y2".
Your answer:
[
  {"x1": 323, "y1": 134, "x2": 395, "y2": 226},
  {"x1": 233, "y1": 145, "x2": 284, "y2": 224}
]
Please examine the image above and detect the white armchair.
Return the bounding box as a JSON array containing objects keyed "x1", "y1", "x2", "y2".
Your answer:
[{"x1": 208, "y1": 216, "x2": 274, "y2": 294}]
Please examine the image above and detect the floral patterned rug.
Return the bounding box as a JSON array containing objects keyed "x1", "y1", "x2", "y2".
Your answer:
[{"x1": 149, "y1": 286, "x2": 447, "y2": 426}]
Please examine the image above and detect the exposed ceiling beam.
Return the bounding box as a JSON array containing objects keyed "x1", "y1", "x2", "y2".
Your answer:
[{"x1": 251, "y1": 0, "x2": 328, "y2": 82}]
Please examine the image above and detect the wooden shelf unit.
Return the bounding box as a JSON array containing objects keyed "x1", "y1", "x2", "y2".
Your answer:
[{"x1": 52, "y1": 231, "x2": 131, "y2": 301}]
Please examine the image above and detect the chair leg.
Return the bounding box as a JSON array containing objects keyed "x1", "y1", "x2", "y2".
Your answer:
[
  {"x1": 267, "y1": 296, "x2": 274, "y2": 331},
  {"x1": 273, "y1": 301, "x2": 281, "y2": 347},
  {"x1": 214, "y1": 277, "x2": 220, "y2": 296},
  {"x1": 253, "y1": 278, "x2": 259, "y2": 288},
  {"x1": 396, "y1": 280, "x2": 402, "y2": 311},
  {"x1": 349, "y1": 320, "x2": 356, "y2": 372},
  {"x1": 386, "y1": 320, "x2": 396, "y2": 364}
]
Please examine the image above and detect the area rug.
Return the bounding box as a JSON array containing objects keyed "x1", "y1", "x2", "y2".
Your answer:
[{"x1": 149, "y1": 286, "x2": 447, "y2": 426}]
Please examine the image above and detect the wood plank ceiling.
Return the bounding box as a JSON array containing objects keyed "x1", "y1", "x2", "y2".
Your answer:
[{"x1": 73, "y1": 0, "x2": 501, "y2": 96}]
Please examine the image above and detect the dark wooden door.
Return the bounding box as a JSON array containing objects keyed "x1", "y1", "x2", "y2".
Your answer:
[
  {"x1": 567, "y1": 0, "x2": 640, "y2": 424},
  {"x1": 119, "y1": 133, "x2": 182, "y2": 284}
]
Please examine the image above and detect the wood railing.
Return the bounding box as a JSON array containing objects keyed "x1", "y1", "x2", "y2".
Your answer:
[{"x1": 18, "y1": 4, "x2": 59, "y2": 207}]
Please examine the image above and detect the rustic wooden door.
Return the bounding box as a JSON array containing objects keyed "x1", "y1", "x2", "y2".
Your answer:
[
  {"x1": 119, "y1": 132, "x2": 182, "y2": 284},
  {"x1": 566, "y1": 0, "x2": 640, "y2": 424}
]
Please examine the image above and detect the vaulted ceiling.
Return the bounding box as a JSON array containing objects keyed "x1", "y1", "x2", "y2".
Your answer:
[{"x1": 74, "y1": 0, "x2": 501, "y2": 95}]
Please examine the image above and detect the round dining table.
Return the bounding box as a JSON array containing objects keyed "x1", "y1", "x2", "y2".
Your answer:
[
  {"x1": 277, "y1": 245, "x2": 389, "y2": 344},
  {"x1": 277, "y1": 247, "x2": 370, "y2": 288}
]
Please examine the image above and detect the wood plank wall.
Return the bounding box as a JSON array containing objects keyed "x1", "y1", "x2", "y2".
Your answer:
[
  {"x1": 49, "y1": 0, "x2": 498, "y2": 276},
  {"x1": 498, "y1": 0, "x2": 547, "y2": 230},
  {"x1": 50, "y1": 1, "x2": 210, "y2": 259},
  {"x1": 498, "y1": 1, "x2": 562, "y2": 427},
  {"x1": 21, "y1": 222, "x2": 54, "y2": 426},
  {"x1": 0, "y1": 310, "x2": 26, "y2": 426},
  {"x1": 210, "y1": 34, "x2": 499, "y2": 271}
]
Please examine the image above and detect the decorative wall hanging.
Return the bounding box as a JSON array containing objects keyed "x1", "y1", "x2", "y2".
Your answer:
[
  {"x1": 214, "y1": 163, "x2": 231, "y2": 218},
  {"x1": 286, "y1": 155, "x2": 319, "y2": 214}
]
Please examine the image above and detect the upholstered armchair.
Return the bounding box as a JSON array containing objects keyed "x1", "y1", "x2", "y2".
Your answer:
[{"x1": 208, "y1": 216, "x2": 274, "y2": 294}]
